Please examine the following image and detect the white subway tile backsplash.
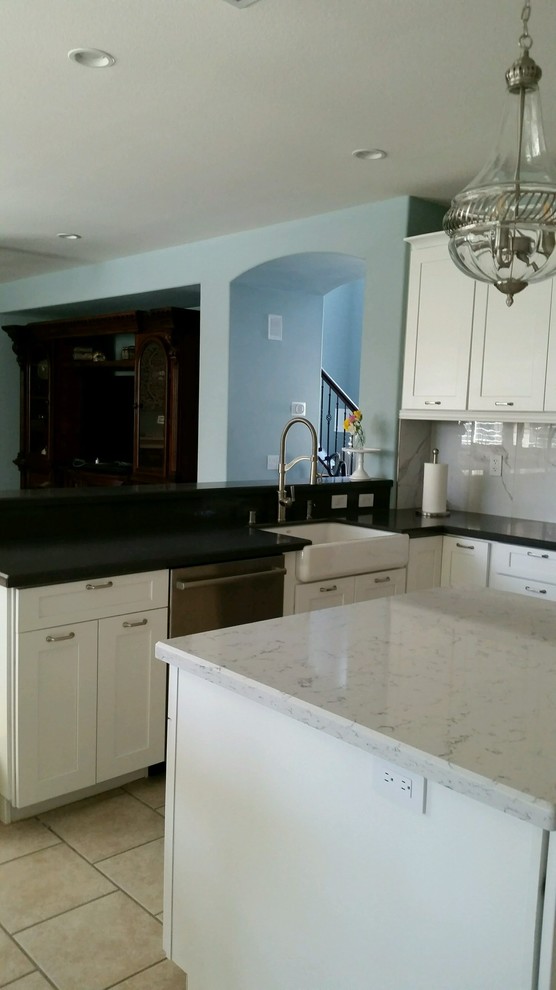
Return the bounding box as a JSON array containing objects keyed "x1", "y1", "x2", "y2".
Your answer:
[{"x1": 398, "y1": 419, "x2": 556, "y2": 523}]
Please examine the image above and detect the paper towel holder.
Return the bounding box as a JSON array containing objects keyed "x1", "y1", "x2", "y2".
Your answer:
[{"x1": 416, "y1": 448, "x2": 450, "y2": 518}]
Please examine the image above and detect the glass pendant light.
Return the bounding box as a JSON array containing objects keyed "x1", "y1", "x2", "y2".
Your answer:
[{"x1": 443, "y1": 2, "x2": 556, "y2": 306}]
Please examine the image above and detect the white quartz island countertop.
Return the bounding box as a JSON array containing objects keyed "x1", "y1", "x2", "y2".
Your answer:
[{"x1": 156, "y1": 587, "x2": 556, "y2": 830}]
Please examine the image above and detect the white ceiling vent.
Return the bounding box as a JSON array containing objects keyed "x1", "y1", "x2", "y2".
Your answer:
[{"x1": 221, "y1": 0, "x2": 262, "y2": 7}]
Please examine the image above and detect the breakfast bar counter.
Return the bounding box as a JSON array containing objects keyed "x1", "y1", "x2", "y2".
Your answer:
[{"x1": 158, "y1": 588, "x2": 556, "y2": 990}]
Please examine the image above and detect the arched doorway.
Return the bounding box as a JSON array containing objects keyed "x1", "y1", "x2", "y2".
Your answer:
[{"x1": 228, "y1": 252, "x2": 365, "y2": 482}]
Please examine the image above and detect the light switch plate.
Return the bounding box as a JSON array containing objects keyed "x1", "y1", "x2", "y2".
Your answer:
[
  {"x1": 267, "y1": 454, "x2": 279, "y2": 470},
  {"x1": 291, "y1": 401, "x2": 306, "y2": 416},
  {"x1": 267, "y1": 314, "x2": 283, "y2": 340}
]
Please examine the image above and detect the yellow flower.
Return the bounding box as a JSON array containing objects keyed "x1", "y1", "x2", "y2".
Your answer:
[{"x1": 354, "y1": 409, "x2": 362, "y2": 421}]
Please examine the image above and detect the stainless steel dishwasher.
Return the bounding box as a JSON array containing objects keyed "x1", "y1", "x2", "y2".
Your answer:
[{"x1": 170, "y1": 556, "x2": 285, "y2": 636}]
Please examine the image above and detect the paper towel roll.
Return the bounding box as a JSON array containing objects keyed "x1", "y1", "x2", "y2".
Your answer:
[{"x1": 422, "y1": 462, "x2": 448, "y2": 515}]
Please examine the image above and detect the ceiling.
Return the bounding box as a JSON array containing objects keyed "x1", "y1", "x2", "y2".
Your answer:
[{"x1": 1, "y1": 0, "x2": 555, "y2": 285}]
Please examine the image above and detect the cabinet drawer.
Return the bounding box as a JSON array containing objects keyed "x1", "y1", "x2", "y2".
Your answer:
[
  {"x1": 488, "y1": 572, "x2": 556, "y2": 602},
  {"x1": 354, "y1": 568, "x2": 406, "y2": 601},
  {"x1": 294, "y1": 576, "x2": 354, "y2": 614},
  {"x1": 489, "y1": 542, "x2": 556, "y2": 583},
  {"x1": 17, "y1": 570, "x2": 169, "y2": 632}
]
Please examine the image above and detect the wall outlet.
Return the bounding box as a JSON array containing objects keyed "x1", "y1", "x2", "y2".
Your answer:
[
  {"x1": 331, "y1": 494, "x2": 348, "y2": 509},
  {"x1": 373, "y1": 759, "x2": 426, "y2": 814},
  {"x1": 291, "y1": 401, "x2": 306, "y2": 416},
  {"x1": 358, "y1": 493, "x2": 374, "y2": 508},
  {"x1": 489, "y1": 454, "x2": 502, "y2": 477},
  {"x1": 267, "y1": 454, "x2": 279, "y2": 470}
]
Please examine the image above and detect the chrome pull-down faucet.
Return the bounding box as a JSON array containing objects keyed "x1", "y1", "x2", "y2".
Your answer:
[{"x1": 277, "y1": 417, "x2": 318, "y2": 522}]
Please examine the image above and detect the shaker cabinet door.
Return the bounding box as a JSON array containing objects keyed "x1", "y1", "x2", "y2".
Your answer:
[
  {"x1": 96, "y1": 608, "x2": 168, "y2": 782},
  {"x1": 468, "y1": 281, "x2": 553, "y2": 411},
  {"x1": 402, "y1": 239, "x2": 475, "y2": 411},
  {"x1": 440, "y1": 536, "x2": 490, "y2": 588},
  {"x1": 15, "y1": 621, "x2": 98, "y2": 807},
  {"x1": 406, "y1": 536, "x2": 443, "y2": 592}
]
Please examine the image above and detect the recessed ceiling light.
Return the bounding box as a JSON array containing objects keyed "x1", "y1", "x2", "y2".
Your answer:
[
  {"x1": 352, "y1": 149, "x2": 388, "y2": 161},
  {"x1": 68, "y1": 48, "x2": 116, "y2": 68},
  {"x1": 57, "y1": 233, "x2": 82, "y2": 240}
]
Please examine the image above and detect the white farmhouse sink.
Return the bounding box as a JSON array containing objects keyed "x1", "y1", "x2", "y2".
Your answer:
[{"x1": 263, "y1": 522, "x2": 409, "y2": 582}]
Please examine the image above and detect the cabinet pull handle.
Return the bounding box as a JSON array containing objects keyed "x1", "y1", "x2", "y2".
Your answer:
[
  {"x1": 320, "y1": 585, "x2": 338, "y2": 592},
  {"x1": 456, "y1": 542, "x2": 475, "y2": 550},
  {"x1": 527, "y1": 551, "x2": 549, "y2": 559},
  {"x1": 46, "y1": 631, "x2": 75, "y2": 642},
  {"x1": 123, "y1": 618, "x2": 148, "y2": 628},
  {"x1": 494, "y1": 401, "x2": 514, "y2": 406},
  {"x1": 525, "y1": 586, "x2": 547, "y2": 594},
  {"x1": 424, "y1": 401, "x2": 441, "y2": 405},
  {"x1": 175, "y1": 567, "x2": 286, "y2": 592},
  {"x1": 86, "y1": 580, "x2": 114, "y2": 591},
  {"x1": 374, "y1": 576, "x2": 391, "y2": 584}
]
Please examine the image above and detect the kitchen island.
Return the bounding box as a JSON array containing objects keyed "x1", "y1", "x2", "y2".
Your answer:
[{"x1": 157, "y1": 587, "x2": 556, "y2": 990}]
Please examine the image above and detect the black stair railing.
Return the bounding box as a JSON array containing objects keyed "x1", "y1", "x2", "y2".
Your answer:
[{"x1": 319, "y1": 369, "x2": 357, "y2": 477}]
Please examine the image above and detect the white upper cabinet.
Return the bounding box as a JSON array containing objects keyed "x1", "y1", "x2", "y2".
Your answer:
[
  {"x1": 401, "y1": 232, "x2": 556, "y2": 416},
  {"x1": 543, "y1": 304, "x2": 556, "y2": 409},
  {"x1": 468, "y1": 281, "x2": 553, "y2": 411},
  {"x1": 402, "y1": 234, "x2": 476, "y2": 411}
]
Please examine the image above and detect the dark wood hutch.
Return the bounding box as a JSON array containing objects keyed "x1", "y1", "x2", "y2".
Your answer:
[{"x1": 3, "y1": 307, "x2": 200, "y2": 488}]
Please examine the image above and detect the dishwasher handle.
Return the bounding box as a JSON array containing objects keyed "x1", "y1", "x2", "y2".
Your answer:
[{"x1": 175, "y1": 566, "x2": 287, "y2": 592}]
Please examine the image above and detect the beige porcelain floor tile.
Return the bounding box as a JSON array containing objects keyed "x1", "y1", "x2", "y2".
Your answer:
[
  {"x1": 123, "y1": 776, "x2": 166, "y2": 810},
  {"x1": 96, "y1": 838, "x2": 164, "y2": 915},
  {"x1": 15, "y1": 891, "x2": 165, "y2": 990},
  {"x1": 39, "y1": 791, "x2": 164, "y2": 862},
  {"x1": 0, "y1": 818, "x2": 60, "y2": 865},
  {"x1": 0, "y1": 843, "x2": 115, "y2": 934},
  {"x1": 112, "y1": 959, "x2": 187, "y2": 989},
  {"x1": 4, "y1": 974, "x2": 53, "y2": 989},
  {"x1": 0, "y1": 926, "x2": 35, "y2": 986}
]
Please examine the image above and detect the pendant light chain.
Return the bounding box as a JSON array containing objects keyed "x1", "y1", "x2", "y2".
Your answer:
[{"x1": 519, "y1": 2, "x2": 532, "y2": 52}]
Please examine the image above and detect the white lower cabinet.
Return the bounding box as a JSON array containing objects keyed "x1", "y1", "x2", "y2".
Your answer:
[
  {"x1": 12, "y1": 570, "x2": 168, "y2": 809},
  {"x1": 489, "y1": 542, "x2": 556, "y2": 601},
  {"x1": 354, "y1": 568, "x2": 406, "y2": 601},
  {"x1": 294, "y1": 569, "x2": 406, "y2": 614},
  {"x1": 96, "y1": 609, "x2": 168, "y2": 782},
  {"x1": 16, "y1": 621, "x2": 98, "y2": 807},
  {"x1": 294, "y1": 577, "x2": 355, "y2": 613},
  {"x1": 441, "y1": 535, "x2": 490, "y2": 588},
  {"x1": 406, "y1": 536, "x2": 443, "y2": 592}
]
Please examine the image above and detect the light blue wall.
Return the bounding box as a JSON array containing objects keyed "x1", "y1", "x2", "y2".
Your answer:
[
  {"x1": 321, "y1": 279, "x2": 364, "y2": 404},
  {"x1": 228, "y1": 283, "x2": 323, "y2": 482},
  {"x1": 0, "y1": 196, "x2": 445, "y2": 491}
]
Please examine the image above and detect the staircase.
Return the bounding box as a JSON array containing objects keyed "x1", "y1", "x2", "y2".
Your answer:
[{"x1": 318, "y1": 370, "x2": 357, "y2": 477}]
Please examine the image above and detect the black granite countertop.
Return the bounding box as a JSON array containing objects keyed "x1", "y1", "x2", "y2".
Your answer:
[
  {"x1": 353, "y1": 508, "x2": 556, "y2": 551},
  {"x1": 0, "y1": 526, "x2": 310, "y2": 589},
  {"x1": 2, "y1": 480, "x2": 556, "y2": 587}
]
